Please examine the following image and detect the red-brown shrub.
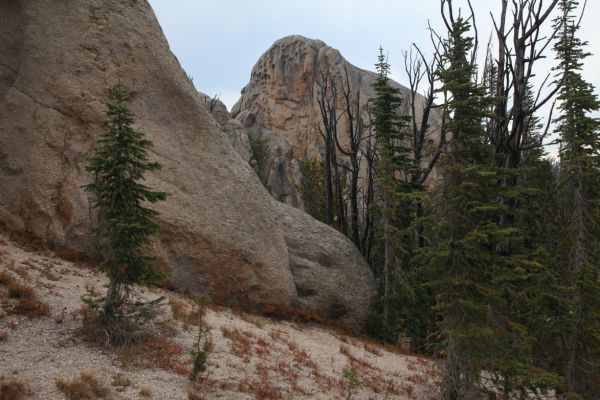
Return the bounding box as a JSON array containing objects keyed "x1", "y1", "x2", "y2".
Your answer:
[{"x1": 0, "y1": 376, "x2": 29, "y2": 400}]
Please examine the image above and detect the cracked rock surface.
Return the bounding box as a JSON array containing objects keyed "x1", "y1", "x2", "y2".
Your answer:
[{"x1": 231, "y1": 35, "x2": 444, "y2": 208}]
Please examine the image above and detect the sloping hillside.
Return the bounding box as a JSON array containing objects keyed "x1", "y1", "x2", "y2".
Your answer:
[{"x1": 0, "y1": 234, "x2": 438, "y2": 399}]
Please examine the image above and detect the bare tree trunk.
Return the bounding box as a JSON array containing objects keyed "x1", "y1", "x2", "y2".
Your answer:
[
  {"x1": 331, "y1": 150, "x2": 347, "y2": 235},
  {"x1": 382, "y1": 194, "x2": 392, "y2": 324},
  {"x1": 103, "y1": 278, "x2": 120, "y2": 319},
  {"x1": 444, "y1": 329, "x2": 461, "y2": 400},
  {"x1": 566, "y1": 162, "x2": 588, "y2": 394},
  {"x1": 349, "y1": 161, "x2": 360, "y2": 246},
  {"x1": 324, "y1": 129, "x2": 334, "y2": 225},
  {"x1": 361, "y1": 128, "x2": 376, "y2": 263}
]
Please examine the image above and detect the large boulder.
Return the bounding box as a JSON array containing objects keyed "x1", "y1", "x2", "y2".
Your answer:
[
  {"x1": 274, "y1": 202, "x2": 373, "y2": 324},
  {"x1": 0, "y1": 0, "x2": 375, "y2": 329}
]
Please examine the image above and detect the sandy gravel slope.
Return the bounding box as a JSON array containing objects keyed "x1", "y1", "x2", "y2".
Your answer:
[{"x1": 0, "y1": 234, "x2": 439, "y2": 399}]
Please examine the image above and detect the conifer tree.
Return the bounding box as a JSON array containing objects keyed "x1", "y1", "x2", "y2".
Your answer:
[
  {"x1": 516, "y1": 87, "x2": 568, "y2": 385},
  {"x1": 415, "y1": 17, "x2": 546, "y2": 399},
  {"x1": 518, "y1": 158, "x2": 570, "y2": 392},
  {"x1": 370, "y1": 48, "x2": 422, "y2": 338},
  {"x1": 553, "y1": 1, "x2": 600, "y2": 396},
  {"x1": 84, "y1": 83, "x2": 169, "y2": 320}
]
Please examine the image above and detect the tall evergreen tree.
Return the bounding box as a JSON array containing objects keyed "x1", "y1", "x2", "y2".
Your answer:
[
  {"x1": 553, "y1": 1, "x2": 600, "y2": 397},
  {"x1": 415, "y1": 18, "x2": 547, "y2": 399},
  {"x1": 84, "y1": 83, "x2": 169, "y2": 320},
  {"x1": 369, "y1": 48, "x2": 422, "y2": 339}
]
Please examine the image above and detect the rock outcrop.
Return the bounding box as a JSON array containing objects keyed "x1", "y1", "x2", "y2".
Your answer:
[
  {"x1": 231, "y1": 35, "x2": 443, "y2": 207},
  {"x1": 0, "y1": 0, "x2": 375, "y2": 329}
]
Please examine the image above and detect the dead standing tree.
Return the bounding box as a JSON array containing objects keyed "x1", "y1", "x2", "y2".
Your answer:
[
  {"x1": 316, "y1": 64, "x2": 381, "y2": 251},
  {"x1": 335, "y1": 66, "x2": 367, "y2": 248},
  {"x1": 316, "y1": 67, "x2": 337, "y2": 227},
  {"x1": 490, "y1": 0, "x2": 561, "y2": 176},
  {"x1": 403, "y1": 42, "x2": 447, "y2": 247},
  {"x1": 438, "y1": 0, "x2": 561, "y2": 238},
  {"x1": 316, "y1": 66, "x2": 347, "y2": 234},
  {"x1": 403, "y1": 45, "x2": 446, "y2": 186},
  {"x1": 360, "y1": 105, "x2": 377, "y2": 263}
]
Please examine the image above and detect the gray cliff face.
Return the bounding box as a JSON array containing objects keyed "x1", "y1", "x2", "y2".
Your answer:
[
  {"x1": 230, "y1": 35, "x2": 443, "y2": 208},
  {"x1": 0, "y1": 1, "x2": 375, "y2": 329}
]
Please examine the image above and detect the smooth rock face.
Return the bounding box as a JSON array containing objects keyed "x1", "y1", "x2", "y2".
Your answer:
[
  {"x1": 232, "y1": 35, "x2": 443, "y2": 206},
  {"x1": 0, "y1": 0, "x2": 375, "y2": 328}
]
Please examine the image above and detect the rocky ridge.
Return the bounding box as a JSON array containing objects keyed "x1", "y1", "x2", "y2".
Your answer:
[{"x1": 226, "y1": 35, "x2": 443, "y2": 209}]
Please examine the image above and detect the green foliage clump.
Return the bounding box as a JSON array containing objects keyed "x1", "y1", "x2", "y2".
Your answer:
[
  {"x1": 190, "y1": 296, "x2": 212, "y2": 381},
  {"x1": 342, "y1": 368, "x2": 363, "y2": 400},
  {"x1": 249, "y1": 134, "x2": 270, "y2": 177},
  {"x1": 300, "y1": 158, "x2": 327, "y2": 223}
]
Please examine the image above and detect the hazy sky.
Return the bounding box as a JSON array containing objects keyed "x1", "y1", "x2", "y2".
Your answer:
[{"x1": 148, "y1": 0, "x2": 600, "y2": 114}]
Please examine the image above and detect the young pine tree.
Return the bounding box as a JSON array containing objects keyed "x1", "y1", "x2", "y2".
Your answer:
[
  {"x1": 369, "y1": 47, "x2": 422, "y2": 340},
  {"x1": 84, "y1": 83, "x2": 169, "y2": 321},
  {"x1": 553, "y1": 1, "x2": 600, "y2": 397}
]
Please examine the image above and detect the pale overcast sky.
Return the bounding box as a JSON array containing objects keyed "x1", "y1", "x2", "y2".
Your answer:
[{"x1": 148, "y1": 0, "x2": 600, "y2": 117}]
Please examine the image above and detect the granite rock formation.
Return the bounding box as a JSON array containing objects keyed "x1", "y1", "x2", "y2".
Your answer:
[
  {"x1": 231, "y1": 35, "x2": 443, "y2": 208},
  {"x1": 0, "y1": 1, "x2": 375, "y2": 329}
]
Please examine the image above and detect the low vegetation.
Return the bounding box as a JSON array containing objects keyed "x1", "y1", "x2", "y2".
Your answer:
[
  {"x1": 0, "y1": 233, "x2": 441, "y2": 399},
  {"x1": 0, "y1": 270, "x2": 49, "y2": 318},
  {"x1": 0, "y1": 376, "x2": 29, "y2": 400},
  {"x1": 190, "y1": 297, "x2": 212, "y2": 381},
  {"x1": 56, "y1": 371, "x2": 110, "y2": 400},
  {"x1": 249, "y1": 134, "x2": 270, "y2": 177}
]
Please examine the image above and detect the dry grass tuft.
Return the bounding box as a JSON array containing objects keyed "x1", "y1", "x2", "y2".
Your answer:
[
  {"x1": 269, "y1": 329, "x2": 285, "y2": 342},
  {"x1": 111, "y1": 373, "x2": 131, "y2": 391},
  {"x1": 364, "y1": 341, "x2": 384, "y2": 356},
  {"x1": 340, "y1": 344, "x2": 352, "y2": 357},
  {"x1": 14, "y1": 295, "x2": 50, "y2": 317},
  {"x1": 7, "y1": 281, "x2": 34, "y2": 299},
  {"x1": 287, "y1": 339, "x2": 317, "y2": 370},
  {"x1": 239, "y1": 374, "x2": 283, "y2": 400},
  {"x1": 169, "y1": 296, "x2": 194, "y2": 325},
  {"x1": 139, "y1": 387, "x2": 152, "y2": 398},
  {"x1": 0, "y1": 271, "x2": 13, "y2": 286},
  {"x1": 221, "y1": 326, "x2": 253, "y2": 363},
  {"x1": 56, "y1": 371, "x2": 110, "y2": 400},
  {"x1": 187, "y1": 387, "x2": 205, "y2": 400},
  {"x1": 239, "y1": 312, "x2": 265, "y2": 329},
  {"x1": 0, "y1": 376, "x2": 30, "y2": 400},
  {"x1": 78, "y1": 299, "x2": 188, "y2": 376},
  {"x1": 14, "y1": 266, "x2": 29, "y2": 281},
  {"x1": 141, "y1": 336, "x2": 188, "y2": 376},
  {"x1": 0, "y1": 271, "x2": 50, "y2": 318}
]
